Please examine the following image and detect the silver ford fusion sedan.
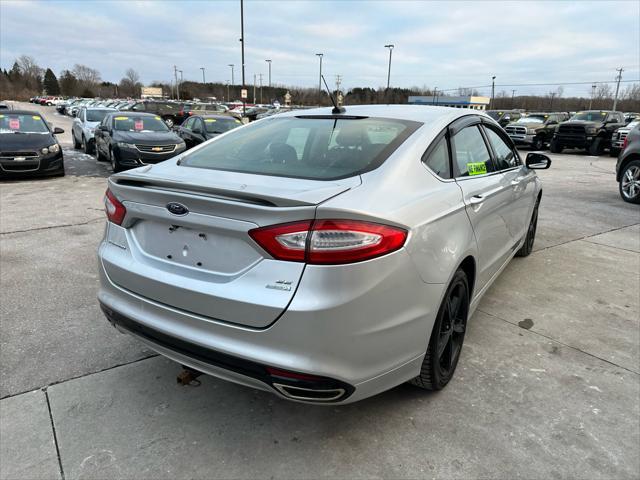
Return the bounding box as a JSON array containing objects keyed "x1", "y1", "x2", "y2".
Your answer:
[{"x1": 98, "y1": 105, "x2": 550, "y2": 404}]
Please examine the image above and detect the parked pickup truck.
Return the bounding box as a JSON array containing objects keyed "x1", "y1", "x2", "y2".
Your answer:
[
  {"x1": 550, "y1": 110, "x2": 626, "y2": 155},
  {"x1": 505, "y1": 112, "x2": 569, "y2": 150},
  {"x1": 611, "y1": 120, "x2": 640, "y2": 157}
]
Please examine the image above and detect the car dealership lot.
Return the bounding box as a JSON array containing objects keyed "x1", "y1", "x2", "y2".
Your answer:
[{"x1": 1, "y1": 102, "x2": 638, "y2": 479}]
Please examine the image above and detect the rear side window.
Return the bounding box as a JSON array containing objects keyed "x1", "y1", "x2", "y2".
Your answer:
[
  {"x1": 422, "y1": 136, "x2": 451, "y2": 179},
  {"x1": 180, "y1": 116, "x2": 421, "y2": 180},
  {"x1": 484, "y1": 127, "x2": 520, "y2": 170},
  {"x1": 451, "y1": 126, "x2": 496, "y2": 177}
]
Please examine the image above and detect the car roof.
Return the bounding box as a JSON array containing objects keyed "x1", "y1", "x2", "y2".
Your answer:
[
  {"x1": 84, "y1": 107, "x2": 117, "y2": 111},
  {"x1": 106, "y1": 111, "x2": 157, "y2": 117},
  {"x1": 274, "y1": 104, "x2": 487, "y2": 124},
  {"x1": 198, "y1": 114, "x2": 237, "y2": 120},
  {"x1": 2, "y1": 110, "x2": 43, "y2": 116}
]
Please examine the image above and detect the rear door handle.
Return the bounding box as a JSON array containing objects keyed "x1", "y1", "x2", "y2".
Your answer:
[{"x1": 511, "y1": 176, "x2": 527, "y2": 186}]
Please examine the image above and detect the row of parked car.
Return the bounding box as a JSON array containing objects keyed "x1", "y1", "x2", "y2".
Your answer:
[
  {"x1": 488, "y1": 109, "x2": 639, "y2": 156},
  {"x1": 70, "y1": 105, "x2": 244, "y2": 172}
]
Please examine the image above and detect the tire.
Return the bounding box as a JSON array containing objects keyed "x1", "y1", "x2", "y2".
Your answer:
[
  {"x1": 588, "y1": 137, "x2": 605, "y2": 156},
  {"x1": 619, "y1": 159, "x2": 640, "y2": 204},
  {"x1": 163, "y1": 117, "x2": 175, "y2": 128},
  {"x1": 72, "y1": 131, "x2": 81, "y2": 149},
  {"x1": 532, "y1": 136, "x2": 545, "y2": 151},
  {"x1": 410, "y1": 269, "x2": 469, "y2": 391},
  {"x1": 82, "y1": 135, "x2": 92, "y2": 154},
  {"x1": 516, "y1": 199, "x2": 539, "y2": 257},
  {"x1": 109, "y1": 148, "x2": 122, "y2": 173},
  {"x1": 550, "y1": 139, "x2": 563, "y2": 153},
  {"x1": 96, "y1": 144, "x2": 106, "y2": 162}
]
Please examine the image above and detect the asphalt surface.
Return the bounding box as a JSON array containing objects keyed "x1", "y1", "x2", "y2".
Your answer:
[{"x1": 1, "y1": 101, "x2": 639, "y2": 479}]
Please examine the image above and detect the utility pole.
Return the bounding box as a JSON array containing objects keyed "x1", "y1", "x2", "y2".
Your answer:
[
  {"x1": 200, "y1": 67, "x2": 206, "y2": 84},
  {"x1": 384, "y1": 44, "x2": 394, "y2": 91},
  {"x1": 432, "y1": 87, "x2": 437, "y2": 105},
  {"x1": 259, "y1": 73, "x2": 263, "y2": 104},
  {"x1": 228, "y1": 64, "x2": 235, "y2": 85},
  {"x1": 589, "y1": 83, "x2": 596, "y2": 109},
  {"x1": 253, "y1": 74, "x2": 257, "y2": 104},
  {"x1": 316, "y1": 53, "x2": 323, "y2": 104},
  {"x1": 239, "y1": 0, "x2": 246, "y2": 116},
  {"x1": 178, "y1": 70, "x2": 183, "y2": 99},
  {"x1": 226, "y1": 81, "x2": 230, "y2": 102},
  {"x1": 511, "y1": 89, "x2": 516, "y2": 108},
  {"x1": 490, "y1": 75, "x2": 496, "y2": 109},
  {"x1": 612, "y1": 67, "x2": 624, "y2": 111},
  {"x1": 265, "y1": 59, "x2": 272, "y2": 87},
  {"x1": 335, "y1": 75, "x2": 343, "y2": 106},
  {"x1": 174, "y1": 65, "x2": 179, "y2": 100},
  {"x1": 549, "y1": 92, "x2": 556, "y2": 110}
]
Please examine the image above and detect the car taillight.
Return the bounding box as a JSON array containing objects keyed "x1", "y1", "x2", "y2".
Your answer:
[
  {"x1": 104, "y1": 189, "x2": 126, "y2": 225},
  {"x1": 249, "y1": 219, "x2": 407, "y2": 264},
  {"x1": 622, "y1": 136, "x2": 629, "y2": 150}
]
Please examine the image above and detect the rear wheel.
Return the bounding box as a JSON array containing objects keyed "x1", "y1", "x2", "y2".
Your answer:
[
  {"x1": 96, "y1": 143, "x2": 106, "y2": 162},
  {"x1": 589, "y1": 137, "x2": 605, "y2": 156},
  {"x1": 619, "y1": 160, "x2": 640, "y2": 204},
  {"x1": 516, "y1": 199, "x2": 539, "y2": 257},
  {"x1": 410, "y1": 269, "x2": 469, "y2": 391},
  {"x1": 550, "y1": 139, "x2": 563, "y2": 153}
]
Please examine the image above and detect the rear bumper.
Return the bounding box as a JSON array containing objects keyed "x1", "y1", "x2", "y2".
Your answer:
[{"x1": 97, "y1": 237, "x2": 442, "y2": 404}]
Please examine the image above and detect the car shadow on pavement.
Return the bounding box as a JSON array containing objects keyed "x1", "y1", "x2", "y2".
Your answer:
[{"x1": 63, "y1": 148, "x2": 111, "y2": 178}]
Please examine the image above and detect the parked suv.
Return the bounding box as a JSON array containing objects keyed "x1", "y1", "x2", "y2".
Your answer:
[
  {"x1": 505, "y1": 113, "x2": 569, "y2": 150},
  {"x1": 616, "y1": 122, "x2": 640, "y2": 204},
  {"x1": 128, "y1": 101, "x2": 183, "y2": 127},
  {"x1": 550, "y1": 110, "x2": 625, "y2": 155},
  {"x1": 72, "y1": 107, "x2": 116, "y2": 153},
  {"x1": 486, "y1": 110, "x2": 523, "y2": 128}
]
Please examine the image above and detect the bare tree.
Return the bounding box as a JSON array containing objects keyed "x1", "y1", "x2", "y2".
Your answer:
[
  {"x1": 124, "y1": 68, "x2": 140, "y2": 85},
  {"x1": 72, "y1": 64, "x2": 101, "y2": 85},
  {"x1": 17, "y1": 55, "x2": 43, "y2": 80}
]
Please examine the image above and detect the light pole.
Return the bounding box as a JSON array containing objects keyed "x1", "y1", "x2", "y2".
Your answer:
[
  {"x1": 490, "y1": 75, "x2": 496, "y2": 109},
  {"x1": 316, "y1": 53, "x2": 323, "y2": 103},
  {"x1": 239, "y1": 0, "x2": 246, "y2": 116},
  {"x1": 178, "y1": 70, "x2": 183, "y2": 99},
  {"x1": 432, "y1": 87, "x2": 437, "y2": 105},
  {"x1": 173, "y1": 65, "x2": 179, "y2": 100},
  {"x1": 226, "y1": 81, "x2": 230, "y2": 102},
  {"x1": 511, "y1": 89, "x2": 516, "y2": 108},
  {"x1": 384, "y1": 44, "x2": 394, "y2": 91},
  {"x1": 200, "y1": 67, "x2": 206, "y2": 84},
  {"x1": 265, "y1": 59, "x2": 272, "y2": 87},
  {"x1": 589, "y1": 83, "x2": 596, "y2": 109},
  {"x1": 228, "y1": 64, "x2": 235, "y2": 85}
]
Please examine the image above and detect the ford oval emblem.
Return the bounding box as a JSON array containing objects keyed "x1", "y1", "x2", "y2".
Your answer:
[{"x1": 166, "y1": 202, "x2": 189, "y2": 216}]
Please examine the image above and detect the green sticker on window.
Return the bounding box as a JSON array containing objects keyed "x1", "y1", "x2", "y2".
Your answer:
[{"x1": 467, "y1": 162, "x2": 487, "y2": 176}]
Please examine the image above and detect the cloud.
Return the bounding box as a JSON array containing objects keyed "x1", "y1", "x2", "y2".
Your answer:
[{"x1": 0, "y1": 0, "x2": 638, "y2": 96}]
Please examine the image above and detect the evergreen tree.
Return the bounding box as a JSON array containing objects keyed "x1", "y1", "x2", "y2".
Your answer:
[
  {"x1": 9, "y1": 62, "x2": 21, "y2": 82},
  {"x1": 43, "y1": 68, "x2": 60, "y2": 95}
]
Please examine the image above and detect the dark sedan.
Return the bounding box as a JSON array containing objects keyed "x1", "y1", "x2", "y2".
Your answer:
[
  {"x1": 175, "y1": 114, "x2": 242, "y2": 149},
  {"x1": 0, "y1": 110, "x2": 65, "y2": 178},
  {"x1": 94, "y1": 112, "x2": 186, "y2": 172}
]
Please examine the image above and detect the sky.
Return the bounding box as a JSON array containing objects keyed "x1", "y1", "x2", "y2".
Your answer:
[{"x1": 1, "y1": 0, "x2": 639, "y2": 97}]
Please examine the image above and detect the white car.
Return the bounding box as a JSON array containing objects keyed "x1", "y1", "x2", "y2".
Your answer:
[{"x1": 71, "y1": 107, "x2": 116, "y2": 154}]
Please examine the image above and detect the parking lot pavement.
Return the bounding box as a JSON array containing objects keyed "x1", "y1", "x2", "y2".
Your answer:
[{"x1": 1, "y1": 104, "x2": 639, "y2": 479}]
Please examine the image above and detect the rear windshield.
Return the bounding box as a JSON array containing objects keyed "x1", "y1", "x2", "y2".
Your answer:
[
  {"x1": 112, "y1": 115, "x2": 169, "y2": 132},
  {"x1": 571, "y1": 111, "x2": 607, "y2": 121},
  {"x1": 203, "y1": 117, "x2": 242, "y2": 134},
  {"x1": 180, "y1": 116, "x2": 421, "y2": 180},
  {"x1": 86, "y1": 109, "x2": 112, "y2": 122},
  {"x1": 516, "y1": 116, "x2": 545, "y2": 124},
  {"x1": 0, "y1": 113, "x2": 49, "y2": 134}
]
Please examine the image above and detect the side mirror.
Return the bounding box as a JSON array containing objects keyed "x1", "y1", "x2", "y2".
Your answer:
[
  {"x1": 98, "y1": 125, "x2": 109, "y2": 132},
  {"x1": 526, "y1": 152, "x2": 551, "y2": 169},
  {"x1": 53, "y1": 127, "x2": 64, "y2": 134}
]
